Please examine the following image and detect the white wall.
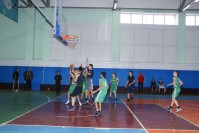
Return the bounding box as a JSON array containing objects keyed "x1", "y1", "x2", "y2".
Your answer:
[
  {"x1": 185, "y1": 26, "x2": 199, "y2": 64},
  {"x1": 120, "y1": 24, "x2": 178, "y2": 64},
  {"x1": 1, "y1": 8, "x2": 199, "y2": 70},
  {"x1": 51, "y1": 24, "x2": 112, "y2": 62}
]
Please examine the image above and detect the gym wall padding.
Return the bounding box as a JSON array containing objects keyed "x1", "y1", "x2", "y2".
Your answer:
[{"x1": 0, "y1": 66, "x2": 198, "y2": 90}]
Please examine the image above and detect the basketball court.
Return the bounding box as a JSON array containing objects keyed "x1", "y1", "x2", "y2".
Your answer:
[
  {"x1": 0, "y1": 0, "x2": 199, "y2": 133},
  {"x1": 0, "y1": 90, "x2": 198, "y2": 133}
]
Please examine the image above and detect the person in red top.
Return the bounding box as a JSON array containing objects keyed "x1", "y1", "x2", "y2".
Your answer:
[{"x1": 138, "y1": 72, "x2": 145, "y2": 93}]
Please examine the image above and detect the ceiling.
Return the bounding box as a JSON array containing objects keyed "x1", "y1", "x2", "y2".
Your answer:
[{"x1": 18, "y1": 0, "x2": 199, "y2": 11}]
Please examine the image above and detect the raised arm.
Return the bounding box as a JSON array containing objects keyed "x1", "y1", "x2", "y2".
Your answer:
[{"x1": 86, "y1": 57, "x2": 89, "y2": 67}]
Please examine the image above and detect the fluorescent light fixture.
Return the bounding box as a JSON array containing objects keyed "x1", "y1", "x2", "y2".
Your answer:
[
  {"x1": 194, "y1": 0, "x2": 199, "y2": 2},
  {"x1": 183, "y1": 4, "x2": 191, "y2": 11},
  {"x1": 113, "y1": 2, "x2": 117, "y2": 10}
]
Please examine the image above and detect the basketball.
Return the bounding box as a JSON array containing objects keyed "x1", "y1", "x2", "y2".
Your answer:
[{"x1": 70, "y1": 64, "x2": 75, "y2": 70}]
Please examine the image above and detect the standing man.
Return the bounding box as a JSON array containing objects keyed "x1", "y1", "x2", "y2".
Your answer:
[
  {"x1": 54, "y1": 71, "x2": 62, "y2": 96},
  {"x1": 23, "y1": 68, "x2": 33, "y2": 90},
  {"x1": 83, "y1": 58, "x2": 94, "y2": 105},
  {"x1": 138, "y1": 71, "x2": 145, "y2": 93},
  {"x1": 13, "y1": 68, "x2": 19, "y2": 92},
  {"x1": 126, "y1": 71, "x2": 135, "y2": 102}
]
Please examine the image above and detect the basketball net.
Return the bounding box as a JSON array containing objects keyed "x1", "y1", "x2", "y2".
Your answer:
[{"x1": 62, "y1": 35, "x2": 78, "y2": 49}]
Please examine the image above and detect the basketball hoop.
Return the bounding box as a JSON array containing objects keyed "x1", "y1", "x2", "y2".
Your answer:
[{"x1": 62, "y1": 35, "x2": 78, "y2": 49}]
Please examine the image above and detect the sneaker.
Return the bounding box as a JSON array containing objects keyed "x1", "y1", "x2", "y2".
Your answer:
[
  {"x1": 83, "y1": 99, "x2": 89, "y2": 104},
  {"x1": 131, "y1": 97, "x2": 134, "y2": 100},
  {"x1": 65, "y1": 100, "x2": 70, "y2": 105},
  {"x1": 176, "y1": 108, "x2": 182, "y2": 112},
  {"x1": 68, "y1": 106, "x2": 75, "y2": 112},
  {"x1": 127, "y1": 99, "x2": 130, "y2": 102},
  {"x1": 166, "y1": 106, "x2": 172, "y2": 111},
  {"x1": 79, "y1": 102, "x2": 82, "y2": 107},
  {"x1": 99, "y1": 111, "x2": 102, "y2": 115},
  {"x1": 94, "y1": 111, "x2": 100, "y2": 116}
]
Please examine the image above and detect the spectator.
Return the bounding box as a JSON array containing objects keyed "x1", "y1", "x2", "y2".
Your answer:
[
  {"x1": 23, "y1": 68, "x2": 33, "y2": 90},
  {"x1": 13, "y1": 68, "x2": 19, "y2": 92},
  {"x1": 158, "y1": 78, "x2": 166, "y2": 94},
  {"x1": 54, "y1": 71, "x2": 62, "y2": 96},
  {"x1": 138, "y1": 71, "x2": 145, "y2": 93},
  {"x1": 151, "y1": 78, "x2": 157, "y2": 94}
]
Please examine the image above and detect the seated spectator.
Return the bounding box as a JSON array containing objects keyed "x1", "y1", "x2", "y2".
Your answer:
[
  {"x1": 150, "y1": 78, "x2": 157, "y2": 94},
  {"x1": 158, "y1": 78, "x2": 166, "y2": 94}
]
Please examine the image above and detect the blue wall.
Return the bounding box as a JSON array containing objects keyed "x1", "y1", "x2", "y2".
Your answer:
[{"x1": 0, "y1": 66, "x2": 198, "y2": 90}]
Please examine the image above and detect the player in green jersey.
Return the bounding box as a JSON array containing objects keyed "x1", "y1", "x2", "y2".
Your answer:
[
  {"x1": 109, "y1": 73, "x2": 119, "y2": 102},
  {"x1": 166, "y1": 71, "x2": 183, "y2": 112},
  {"x1": 93, "y1": 72, "x2": 108, "y2": 116}
]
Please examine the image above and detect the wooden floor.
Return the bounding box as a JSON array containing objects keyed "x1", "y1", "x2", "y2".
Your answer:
[{"x1": 0, "y1": 90, "x2": 198, "y2": 133}]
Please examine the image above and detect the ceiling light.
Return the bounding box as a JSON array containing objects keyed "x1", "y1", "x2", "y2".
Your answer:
[{"x1": 113, "y1": 2, "x2": 117, "y2": 10}]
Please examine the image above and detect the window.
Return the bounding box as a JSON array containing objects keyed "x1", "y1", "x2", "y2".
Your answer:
[
  {"x1": 186, "y1": 15, "x2": 195, "y2": 26},
  {"x1": 165, "y1": 14, "x2": 177, "y2": 25},
  {"x1": 186, "y1": 14, "x2": 199, "y2": 26},
  {"x1": 143, "y1": 14, "x2": 153, "y2": 24},
  {"x1": 196, "y1": 15, "x2": 199, "y2": 26},
  {"x1": 120, "y1": 12, "x2": 178, "y2": 25},
  {"x1": 120, "y1": 13, "x2": 131, "y2": 24},
  {"x1": 154, "y1": 14, "x2": 164, "y2": 25},
  {"x1": 132, "y1": 14, "x2": 142, "y2": 24}
]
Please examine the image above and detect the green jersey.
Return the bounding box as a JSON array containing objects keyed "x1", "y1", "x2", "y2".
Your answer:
[
  {"x1": 111, "y1": 77, "x2": 118, "y2": 86},
  {"x1": 173, "y1": 77, "x2": 180, "y2": 89},
  {"x1": 172, "y1": 77, "x2": 181, "y2": 99},
  {"x1": 110, "y1": 77, "x2": 118, "y2": 93},
  {"x1": 101, "y1": 78, "x2": 108, "y2": 92},
  {"x1": 95, "y1": 78, "x2": 107, "y2": 103}
]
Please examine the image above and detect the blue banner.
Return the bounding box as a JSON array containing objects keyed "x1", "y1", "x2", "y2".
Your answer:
[{"x1": 0, "y1": 0, "x2": 18, "y2": 23}]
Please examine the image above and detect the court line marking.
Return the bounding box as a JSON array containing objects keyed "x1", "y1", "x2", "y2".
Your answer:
[
  {"x1": 6, "y1": 124, "x2": 142, "y2": 130},
  {"x1": 121, "y1": 99, "x2": 148, "y2": 133},
  {"x1": 2, "y1": 93, "x2": 66, "y2": 125},
  {"x1": 5, "y1": 124, "x2": 199, "y2": 132},
  {"x1": 56, "y1": 115, "x2": 94, "y2": 118},
  {"x1": 29, "y1": 92, "x2": 51, "y2": 102},
  {"x1": 148, "y1": 129, "x2": 199, "y2": 131},
  {"x1": 157, "y1": 104, "x2": 199, "y2": 128}
]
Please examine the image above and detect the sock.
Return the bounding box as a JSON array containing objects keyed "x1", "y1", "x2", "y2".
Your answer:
[{"x1": 177, "y1": 106, "x2": 180, "y2": 108}]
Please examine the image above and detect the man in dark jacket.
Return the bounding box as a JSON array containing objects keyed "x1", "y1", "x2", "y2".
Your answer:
[
  {"x1": 54, "y1": 71, "x2": 62, "y2": 96},
  {"x1": 13, "y1": 68, "x2": 19, "y2": 91},
  {"x1": 23, "y1": 68, "x2": 33, "y2": 90}
]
